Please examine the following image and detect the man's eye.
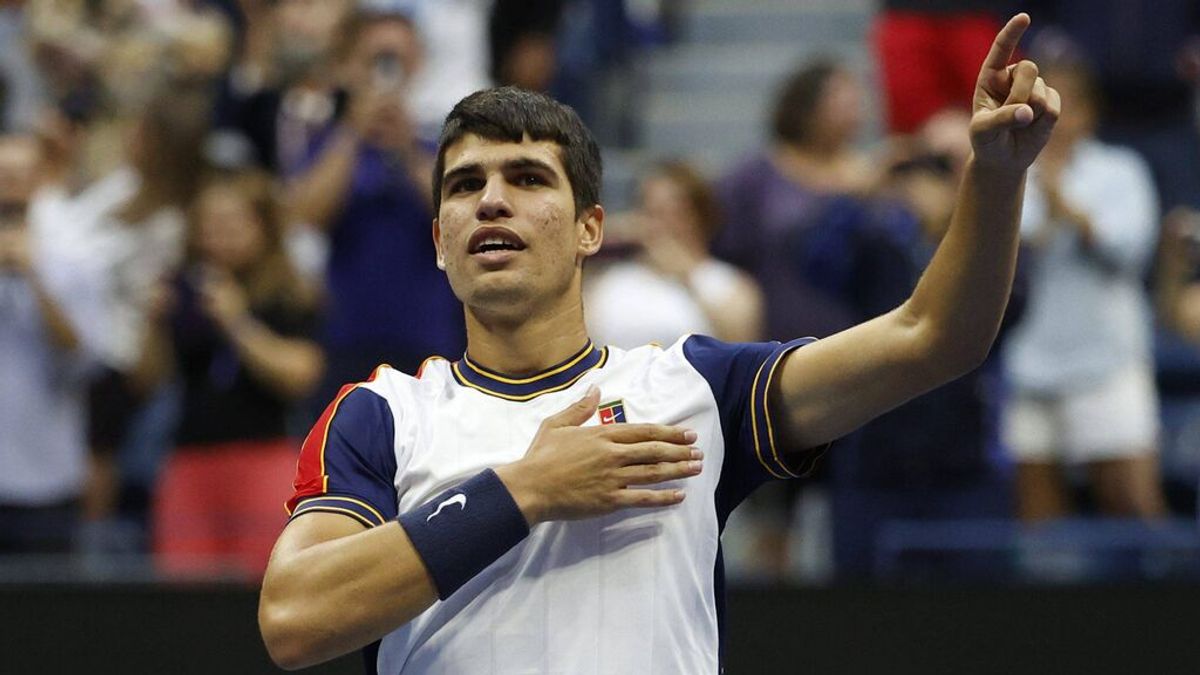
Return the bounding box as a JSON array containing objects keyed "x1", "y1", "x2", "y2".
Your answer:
[
  {"x1": 450, "y1": 178, "x2": 484, "y2": 193},
  {"x1": 517, "y1": 173, "x2": 546, "y2": 187}
]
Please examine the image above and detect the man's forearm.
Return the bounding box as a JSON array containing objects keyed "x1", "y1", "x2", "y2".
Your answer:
[
  {"x1": 260, "y1": 520, "x2": 439, "y2": 670},
  {"x1": 262, "y1": 468, "x2": 535, "y2": 670},
  {"x1": 903, "y1": 158, "x2": 1026, "y2": 373}
]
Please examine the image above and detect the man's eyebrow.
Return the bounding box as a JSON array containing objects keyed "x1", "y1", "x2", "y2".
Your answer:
[
  {"x1": 442, "y1": 156, "x2": 561, "y2": 192},
  {"x1": 502, "y1": 157, "x2": 559, "y2": 176},
  {"x1": 442, "y1": 162, "x2": 483, "y2": 189}
]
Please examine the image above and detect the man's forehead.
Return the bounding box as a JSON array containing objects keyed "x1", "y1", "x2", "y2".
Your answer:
[{"x1": 442, "y1": 133, "x2": 566, "y2": 175}]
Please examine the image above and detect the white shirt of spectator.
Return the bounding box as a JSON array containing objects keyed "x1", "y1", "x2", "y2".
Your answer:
[
  {"x1": 406, "y1": 0, "x2": 492, "y2": 140},
  {"x1": 0, "y1": 219, "x2": 102, "y2": 505},
  {"x1": 31, "y1": 168, "x2": 185, "y2": 371},
  {"x1": 586, "y1": 259, "x2": 744, "y2": 350},
  {"x1": 1005, "y1": 139, "x2": 1160, "y2": 392}
]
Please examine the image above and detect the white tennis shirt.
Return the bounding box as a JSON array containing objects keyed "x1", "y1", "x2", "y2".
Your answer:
[{"x1": 288, "y1": 335, "x2": 821, "y2": 674}]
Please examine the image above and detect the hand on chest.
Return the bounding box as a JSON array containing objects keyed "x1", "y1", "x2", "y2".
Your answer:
[{"x1": 399, "y1": 379, "x2": 721, "y2": 511}]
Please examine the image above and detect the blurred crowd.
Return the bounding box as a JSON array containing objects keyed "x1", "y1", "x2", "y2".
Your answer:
[{"x1": 1, "y1": 0, "x2": 1199, "y2": 584}]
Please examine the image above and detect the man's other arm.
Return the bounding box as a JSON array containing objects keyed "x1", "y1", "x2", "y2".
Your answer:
[
  {"x1": 259, "y1": 513, "x2": 438, "y2": 670},
  {"x1": 773, "y1": 13, "x2": 1060, "y2": 450}
]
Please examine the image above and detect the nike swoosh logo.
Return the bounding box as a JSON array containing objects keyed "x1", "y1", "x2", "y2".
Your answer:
[{"x1": 426, "y1": 493, "x2": 467, "y2": 521}]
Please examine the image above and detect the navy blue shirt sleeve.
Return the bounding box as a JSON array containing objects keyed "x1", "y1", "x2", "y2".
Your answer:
[
  {"x1": 286, "y1": 385, "x2": 399, "y2": 528},
  {"x1": 683, "y1": 335, "x2": 827, "y2": 520}
]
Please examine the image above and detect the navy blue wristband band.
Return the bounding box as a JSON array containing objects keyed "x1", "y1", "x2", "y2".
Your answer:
[{"x1": 397, "y1": 468, "x2": 530, "y2": 600}]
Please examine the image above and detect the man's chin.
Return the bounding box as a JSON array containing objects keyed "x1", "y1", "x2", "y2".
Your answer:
[{"x1": 463, "y1": 278, "x2": 533, "y2": 314}]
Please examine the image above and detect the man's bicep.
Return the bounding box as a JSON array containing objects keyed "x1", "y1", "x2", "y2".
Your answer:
[{"x1": 776, "y1": 308, "x2": 937, "y2": 449}]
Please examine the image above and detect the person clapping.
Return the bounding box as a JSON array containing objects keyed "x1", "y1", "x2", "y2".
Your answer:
[{"x1": 138, "y1": 171, "x2": 324, "y2": 578}]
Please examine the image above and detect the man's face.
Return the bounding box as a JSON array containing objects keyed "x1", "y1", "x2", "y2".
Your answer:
[{"x1": 433, "y1": 133, "x2": 603, "y2": 316}]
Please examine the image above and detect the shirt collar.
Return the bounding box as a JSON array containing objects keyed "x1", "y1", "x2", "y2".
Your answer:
[{"x1": 451, "y1": 340, "x2": 607, "y2": 401}]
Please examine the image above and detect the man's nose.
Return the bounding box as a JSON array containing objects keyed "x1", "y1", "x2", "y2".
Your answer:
[{"x1": 475, "y1": 176, "x2": 514, "y2": 222}]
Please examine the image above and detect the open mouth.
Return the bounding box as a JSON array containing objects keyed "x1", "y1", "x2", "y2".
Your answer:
[{"x1": 468, "y1": 228, "x2": 527, "y2": 255}]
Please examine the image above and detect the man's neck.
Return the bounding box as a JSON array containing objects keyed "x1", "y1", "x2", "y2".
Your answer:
[{"x1": 463, "y1": 295, "x2": 590, "y2": 376}]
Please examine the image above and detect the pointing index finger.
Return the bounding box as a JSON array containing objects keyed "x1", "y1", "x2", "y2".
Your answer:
[{"x1": 980, "y1": 13, "x2": 1031, "y2": 76}]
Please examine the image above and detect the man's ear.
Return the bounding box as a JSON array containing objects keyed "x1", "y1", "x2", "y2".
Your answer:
[
  {"x1": 577, "y1": 205, "x2": 605, "y2": 259},
  {"x1": 432, "y1": 218, "x2": 446, "y2": 270}
]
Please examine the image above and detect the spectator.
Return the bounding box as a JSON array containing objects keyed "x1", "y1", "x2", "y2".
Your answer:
[
  {"x1": 32, "y1": 83, "x2": 211, "y2": 544},
  {"x1": 219, "y1": 0, "x2": 489, "y2": 167},
  {"x1": 287, "y1": 5, "x2": 462, "y2": 396},
  {"x1": 1002, "y1": 60, "x2": 1167, "y2": 521},
  {"x1": 23, "y1": 0, "x2": 231, "y2": 178},
  {"x1": 1022, "y1": 0, "x2": 1200, "y2": 210},
  {"x1": 713, "y1": 60, "x2": 876, "y2": 580},
  {"x1": 586, "y1": 160, "x2": 763, "y2": 348},
  {"x1": 209, "y1": 0, "x2": 353, "y2": 283},
  {"x1": 0, "y1": 133, "x2": 97, "y2": 553},
  {"x1": 715, "y1": 59, "x2": 874, "y2": 343},
  {"x1": 215, "y1": 0, "x2": 353, "y2": 173},
  {"x1": 140, "y1": 171, "x2": 324, "y2": 578}
]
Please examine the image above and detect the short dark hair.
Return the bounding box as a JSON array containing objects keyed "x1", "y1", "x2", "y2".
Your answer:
[
  {"x1": 433, "y1": 86, "x2": 602, "y2": 217},
  {"x1": 771, "y1": 60, "x2": 838, "y2": 146}
]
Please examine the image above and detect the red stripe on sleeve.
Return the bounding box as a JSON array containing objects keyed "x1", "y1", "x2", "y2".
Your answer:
[{"x1": 286, "y1": 383, "x2": 358, "y2": 514}]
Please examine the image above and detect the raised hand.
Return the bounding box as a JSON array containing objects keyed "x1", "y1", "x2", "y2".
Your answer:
[
  {"x1": 969, "y1": 13, "x2": 1060, "y2": 175},
  {"x1": 495, "y1": 386, "x2": 703, "y2": 524}
]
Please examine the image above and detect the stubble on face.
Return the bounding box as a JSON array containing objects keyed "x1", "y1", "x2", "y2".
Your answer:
[
  {"x1": 464, "y1": 197, "x2": 578, "y2": 316},
  {"x1": 436, "y1": 136, "x2": 583, "y2": 321}
]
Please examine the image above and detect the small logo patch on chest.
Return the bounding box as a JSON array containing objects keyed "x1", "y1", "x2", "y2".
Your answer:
[{"x1": 598, "y1": 400, "x2": 626, "y2": 425}]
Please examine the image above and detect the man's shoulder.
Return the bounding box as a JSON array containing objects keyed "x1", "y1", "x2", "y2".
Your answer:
[
  {"x1": 600, "y1": 335, "x2": 741, "y2": 384},
  {"x1": 604, "y1": 334, "x2": 771, "y2": 364},
  {"x1": 600, "y1": 337, "x2": 686, "y2": 367},
  {"x1": 360, "y1": 359, "x2": 454, "y2": 393},
  {"x1": 334, "y1": 361, "x2": 451, "y2": 422}
]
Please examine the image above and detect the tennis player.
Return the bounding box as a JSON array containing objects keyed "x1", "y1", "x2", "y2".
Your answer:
[{"x1": 261, "y1": 14, "x2": 1057, "y2": 673}]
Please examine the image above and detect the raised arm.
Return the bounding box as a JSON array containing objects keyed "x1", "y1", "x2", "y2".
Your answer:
[{"x1": 773, "y1": 13, "x2": 1060, "y2": 450}]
